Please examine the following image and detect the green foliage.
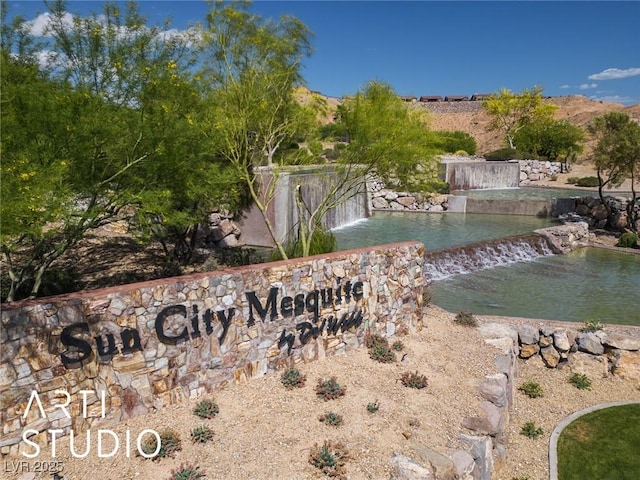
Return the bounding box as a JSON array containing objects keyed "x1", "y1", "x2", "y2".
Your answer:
[
  {"x1": 518, "y1": 381, "x2": 544, "y2": 398},
  {"x1": 280, "y1": 367, "x2": 307, "y2": 389},
  {"x1": 167, "y1": 463, "x2": 206, "y2": 480},
  {"x1": 190, "y1": 425, "x2": 214, "y2": 444},
  {"x1": 392, "y1": 340, "x2": 405, "y2": 351},
  {"x1": 366, "y1": 400, "x2": 380, "y2": 413},
  {"x1": 483, "y1": 86, "x2": 557, "y2": 149},
  {"x1": 617, "y1": 232, "x2": 639, "y2": 248},
  {"x1": 193, "y1": 399, "x2": 220, "y2": 419},
  {"x1": 454, "y1": 311, "x2": 478, "y2": 327},
  {"x1": 433, "y1": 130, "x2": 477, "y2": 155},
  {"x1": 315, "y1": 377, "x2": 346, "y2": 401},
  {"x1": 513, "y1": 119, "x2": 585, "y2": 161},
  {"x1": 272, "y1": 226, "x2": 337, "y2": 260},
  {"x1": 365, "y1": 333, "x2": 389, "y2": 349},
  {"x1": 400, "y1": 371, "x2": 428, "y2": 389},
  {"x1": 368, "y1": 344, "x2": 396, "y2": 363},
  {"x1": 140, "y1": 429, "x2": 182, "y2": 459},
  {"x1": 566, "y1": 175, "x2": 600, "y2": 187},
  {"x1": 337, "y1": 81, "x2": 440, "y2": 191},
  {"x1": 308, "y1": 440, "x2": 350, "y2": 477},
  {"x1": 580, "y1": 319, "x2": 605, "y2": 333},
  {"x1": 569, "y1": 373, "x2": 592, "y2": 390},
  {"x1": 318, "y1": 411, "x2": 344, "y2": 426},
  {"x1": 520, "y1": 421, "x2": 544, "y2": 439},
  {"x1": 484, "y1": 148, "x2": 529, "y2": 161},
  {"x1": 422, "y1": 286, "x2": 433, "y2": 306},
  {"x1": 318, "y1": 122, "x2": 348, "y2": 142}
]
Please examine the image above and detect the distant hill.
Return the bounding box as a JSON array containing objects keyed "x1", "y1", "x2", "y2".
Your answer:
[{"x1": 297, "y1": 87, "x2": 640, "y2": 161}]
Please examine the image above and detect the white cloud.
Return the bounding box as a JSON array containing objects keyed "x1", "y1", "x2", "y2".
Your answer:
[
  {"x1": 25, "y1": 12, "x2": 74, "y2": 37},
  {"x1": 588, "y1": 68, "x2": 640, "y2": 80},
  {"x1": 589, "y1": 94, "x2": 635, "y2": 105},
  {"x1": 560, "y1": 84, "x2": 571, "y2": 89},
  {"x1": 578, "y1": 83, "x2": 598, "y2": 90}
]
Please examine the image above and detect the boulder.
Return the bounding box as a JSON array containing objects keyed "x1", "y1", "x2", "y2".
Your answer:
[
  {"x1": 450, "y1": 450, "x2": 475, "y2": 479},
  {"x1": 519, "y1": 343, "x2": 540, "y2": 359},
  {"x1": 540, "y1": 345, "x2": 561, "y2": 368},
  {"x1": 462, "y1": 401, "x2": 503, "y2": 437},
  {"x1": 390, "y1": 453, "x2": 434, "y2": 480},
  {"x1": 568, "y1": 351, "x2": 609, "y2": 378},
  {"x1": 372, "y1": 196, "x2": 389, "y2": 209},
  {"x1": 478, "y1": 374, "x2": 507, "y2": 407},
  {"x1": 539, "y1": 335, "x2": 553, "y2": 347},
  {"x1": 612, "y1": 350, "x2": 640, "y2": 380},
  {"x1": 479, "y1": 323, "x2": 518, "y2": 344},
  {"x1": 603, "y1": 334, "x2": 640, "y2": 351},
  {"x1": 518, "y1": 325, "x2": 540, "y2": 345},
  {"x1": 553, "y1": 330, "x2": 571, "y2": 351},
  {"x1": 577, "y1": 332, "x2": 605, "y2": 355}
]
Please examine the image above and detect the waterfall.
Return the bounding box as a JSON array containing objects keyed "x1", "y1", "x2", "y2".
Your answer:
[
  {"x1": 445, "y1": 161, "x2": 520, "y2": 190},
  {"x1": 424, "y1": 234, "x2": 554, "y2": 282}
]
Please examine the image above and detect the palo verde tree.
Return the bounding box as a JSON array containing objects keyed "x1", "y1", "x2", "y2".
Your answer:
[
  {"x1": 0, "y1": 1, "x2": 226, "y2": 301},
  {"x1": 198, "y1": 0, "x2": 314, "y2": 260},
  {"x1": 588, "y1": 112, "x2": 640, "y2": 230},
  {"x1": 483, "y1": 86, "x2": 557, "y2": 150}
]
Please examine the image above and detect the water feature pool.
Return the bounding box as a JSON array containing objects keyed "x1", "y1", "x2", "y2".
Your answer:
[
  {"x1": 332, "y1": 212, "x2": 557, "y2": 251},
  {"x1": 333, "y1": 212, "x2": 640, "y2": 326},
  {"x1": 451, "y1": 187, "x2": 632, "y2": 200}
]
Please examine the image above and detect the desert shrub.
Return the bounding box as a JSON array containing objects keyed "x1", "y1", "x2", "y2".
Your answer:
[
  {"x1": 272, "y1": 227, "x2": 337, "y2": 260},
  {"x1": 569, "y1": 373, "x2": 592, "y2": 390},
  {"x1": 566, "y1": 176, "x2": 580, "y2": 185},
  {"x1": 365, "y1": 332, "x2": 389, "y2": 349},
  {"x1": 484, "y1": 148, "x2": 521, "y2": 161},
  {"x1": 454, "y1": 310, "x2": 478, "y2": 327},
  {"x1": 167, "y1": 463, "x2": 206, "y2": 480},
  {"x1": 518, "y1": 381, "x2": 544, "y2": 398},
  {"x1": 574, "y1": 176, "x2": 599, "y2": 187},
  {"x1": 520, "y1": 421, "x2": 544, "y2": 439},
  {"x1": 190, "y1": 425, "x2": 214, "y2": 444},
  {"x1": 368, "y1": 344, "x2": 396, "y2": 363},
  {"x1": 140, "y1": 429, "x2": 181, "y2": 459},
  {"x1": 366, "y1": 400, "x2": 380, "y2": 413},
  {"x1": 549, "y1": 174, "x2": 558, "y2": 181},
  {"x1": 319, "y1": 411, "x2": 344, "y2": 427},
  {"x1": 421, "y1": 179, "x2": 450, "y2": 194},
  {"x1": 422, "y1": 285, "x2": 433, "y2": 306},
  {"x1": 280, "y1": 367, "x2": 307, "y2": 390},
  {"x1": 193, "y1": 399, "x2": 219, "y2": 419},
  {"x1": 308, "y1": 440, "x2": 350, "y2": 477},
  {"x1": 315, "y1": 377, "x2": 346, "y2": 401},
  {"x1": 617, "y1": 232, "x2": 639, "y2": 248},
  {"x1": 433, "y1": 130, "x2": 477, "y2": 155},
  {"x1": 392, "y1": 340, "x2": 405, "y2": 351},
  {"x1": 400, "y1": 371, "x2": 428, "y2": 389},
  {"x1": 580, "y1": 318, "x2": 604, "y2": 333}
]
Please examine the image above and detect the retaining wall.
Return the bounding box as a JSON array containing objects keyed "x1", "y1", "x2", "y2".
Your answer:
[{"x1": 0, "y1": 242, "x2": 425, "y2": 457}]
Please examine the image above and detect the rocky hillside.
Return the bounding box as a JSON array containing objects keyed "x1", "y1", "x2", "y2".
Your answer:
[{"x1": 302, "y1": 88, "x2": 640, "y2": 160}]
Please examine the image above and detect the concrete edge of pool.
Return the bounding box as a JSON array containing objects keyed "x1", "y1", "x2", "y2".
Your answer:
[{"x1": 548, "y1": 400, "x2": 640, "y2": 480}]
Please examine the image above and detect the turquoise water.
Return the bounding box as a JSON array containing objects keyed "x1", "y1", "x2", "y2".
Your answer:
[
  {"x1": 431, "y1": 248, "x2": 640, "y2": 325},
  {"x1": 333, "y1": 212, "x2": 640, "y2": 325},
  {"x1": 332, "y1": 212, "x2": 557, "y2": 251},
  {"x1": 451, "y1": 187, "x2": 632, "y2": 200}
]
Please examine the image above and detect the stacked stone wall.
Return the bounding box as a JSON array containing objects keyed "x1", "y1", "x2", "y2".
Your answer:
[{"x1": 0, "y1": 241, "x2": 425, "y2": 457}]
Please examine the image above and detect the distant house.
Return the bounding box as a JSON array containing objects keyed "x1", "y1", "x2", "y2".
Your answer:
[
  {"x1": 419, "y1": 96, "x2": 443, "y2": 102},
  {"x1": 444, "y1": 95, "x2": 468, "y2": 102},
  {"x1": 470, "y1": 94, "x2": 490, "y2": 101},
  {"x1": 400, "y1": 96, "x2": 418, "y2": 102}
]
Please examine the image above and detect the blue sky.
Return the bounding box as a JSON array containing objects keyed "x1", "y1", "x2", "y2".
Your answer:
[{"x1": 7, "y1": 1, "x2": 640, "y2": 104}]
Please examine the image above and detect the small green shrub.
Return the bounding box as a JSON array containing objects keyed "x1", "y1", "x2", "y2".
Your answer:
[
  {"x1": 392, "y1": 340, "x2": 405, "y2": 351},
  {"x1": 280, "y1": 367, "x2": 307, "y2": 390},
  {"x1": 422, "y1": 285, "x2": 433, "y2": 306},
  {"x1": 574, "y1": 176, "x2": 599, "y2": 187},
  {"x1": 140, "y1": 429, "x2": 181, "y2": 459},
  {"x1": 569, "y1": 373, "x2": 592, "y2": 390},
  {"x1": 319, "y1": 411, "x2": 344, "y2": 427},
  {"x1": 549, "y1": 174, "x2": 558, "y2": 181},
  {"x1": 617, "y1": 232, "x2": 639, "y2": 249},
  {"x1": 484, "y1": 148, "x2": 521, "y2": 161},
  {"x1": 308, "y1": 440, "x2": 350, "y2": 477},
  {"x1": 365, "y1": 333, "x2": 389, "y2": 349},
  {"x1": 272, "y1": 227, "x2": 337, "y2": 260},
  {"x1": 190, "y1": 425, "x2": 214, "y2": 444},
  {"x1": 520, "y1": 421, "x2": 544, "y2": 439},
  {"x1": 454, "y1": 310, "x2": 478, "y2": 327},
  {"x1": 193, "y1": 399, "x2": 219, "y2": 419},
  {"x1": 566, "y1": 176, "x2": 580, "y2": 185},
  {"x1": 580, "y1": 318, "x2": 604, "y2": 332},
  {"x1": 400, "y1": 371, "x2": 428, "y2": 389},
  {"x1": 369, "y1": 344, "x2": 396, "y2": 363},
  {"x1": 366, "y1": 400, "x2": 380, "y2": 413},
  {"x1": 315, "y1": 377, "x2": 346, "y2": 401},
  {"x1": 518, "y1": 381, "x2": 544, "y2": 398},
  {"x1": 167, "y1": 463, "x2": 206, "y2": 480}
]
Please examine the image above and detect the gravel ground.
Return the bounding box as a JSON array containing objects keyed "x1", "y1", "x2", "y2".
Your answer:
[{"x1": 10, "y1": 307, "x2": 640, "y2": 480}]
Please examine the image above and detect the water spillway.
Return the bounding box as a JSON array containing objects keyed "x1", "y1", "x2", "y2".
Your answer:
[
  {"x1": 444, "y1": 161, "x2": 520, "y2": 190},
  {"x1": 424, "y1": 234, "x2": 554, "y2": 282}
]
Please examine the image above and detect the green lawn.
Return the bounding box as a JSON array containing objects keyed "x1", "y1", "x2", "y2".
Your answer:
[{"x1": 557, "y1": 403, "x2": 640, "y2": 480}]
